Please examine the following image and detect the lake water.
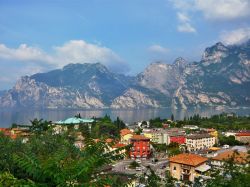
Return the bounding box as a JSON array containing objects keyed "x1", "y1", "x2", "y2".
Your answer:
[{"x1": 0, "y1": 107, "x2": 250, "y2": 128}]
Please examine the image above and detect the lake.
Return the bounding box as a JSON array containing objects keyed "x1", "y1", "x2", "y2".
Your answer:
[{"x1": 0, "y1": 107, "x2": 250, "y2": 128}]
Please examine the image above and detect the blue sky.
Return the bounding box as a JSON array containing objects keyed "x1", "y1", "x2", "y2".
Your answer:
[{"x1": 0, "y1": 0, "x2": 250, "y2": 89}]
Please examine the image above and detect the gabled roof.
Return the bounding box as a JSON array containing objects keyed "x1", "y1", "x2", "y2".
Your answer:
[
  {"x1": 120, "y1": 129, "x2": 133, "y2": 136},
  {"x1": 212, "y1": 150, "x2": 249, "y2": 164},
  {"x1": 131, "y1": 135, "x2": 150, "y2": 140},
  {"x1": 105, "y1": 138, "x2": 113, "y2": 143},
  {"x1": 169, "y1": 153, "x2": 208, "y2": 166}
]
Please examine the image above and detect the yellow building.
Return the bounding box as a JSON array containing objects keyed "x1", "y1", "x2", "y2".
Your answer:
[{"x1": 120, "y1": 129, "x2": 134, "y2": 144}]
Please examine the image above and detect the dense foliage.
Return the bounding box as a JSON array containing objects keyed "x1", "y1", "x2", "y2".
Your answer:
[
  {"x1": 176, "y1": 113, "x2": 250, "y2": 130},
  {"x1": 0, "y1": 119, "x2": 130, "y2": 186}
]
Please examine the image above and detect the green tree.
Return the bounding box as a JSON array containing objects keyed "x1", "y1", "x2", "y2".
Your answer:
[
  {"x1": 29, "y1": 118, "x2": 51, "y2": 133},
  {"x1": 0, "y1": 127, "x2": 129, "y2": 186}
]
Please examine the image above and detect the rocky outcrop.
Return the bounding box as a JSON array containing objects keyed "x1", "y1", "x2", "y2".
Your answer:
[
  {"x1": 0, "y1": 76, "x2": 105, "y2": 108},
  {"x1": 136, "y1": 58, "x2": 187, "y2": 96},
  {"x1": 172, "y1": 41, "x2": 250, "y2": 108},
  {"x1": 111, "y1": 88, "x2": 159, "y2": 108}
]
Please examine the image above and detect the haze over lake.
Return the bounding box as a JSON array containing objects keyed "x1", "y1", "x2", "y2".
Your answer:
[{"x1": 0, "y1": 107, "x2": 250, "y2": 128}]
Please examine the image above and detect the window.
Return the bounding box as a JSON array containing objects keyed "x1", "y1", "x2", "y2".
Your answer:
[{"x1": 173, "y1": 166, "x2": 176, "y2": 170}]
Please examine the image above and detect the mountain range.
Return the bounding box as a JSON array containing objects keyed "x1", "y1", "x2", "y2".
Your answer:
[{"x1": 1, "y1": 41, "x2": 250, "y2": 109}]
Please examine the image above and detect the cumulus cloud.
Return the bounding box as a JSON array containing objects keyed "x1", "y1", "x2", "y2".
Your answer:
[
  {"x1": 0, "y1": 40, "x2": 129, "y2": 89},
  {"x1": 0, "y1": 40, "x2": 127, "y2": 70},
  {"x1": 195, "y1": 0, "x2": 250, "y2": 20},
  {"x1": 170, "y1": 0, "x2": 250, "y2": 21},
  {"x1": 148, "y1": 44, "x2": 169, "y2": 54},
  {"x1": 0, "y1": 44, "x2": 53, "y2": 63},
  {"x1": 220, "y1": 27, "x2": 250, "y2": 45}
]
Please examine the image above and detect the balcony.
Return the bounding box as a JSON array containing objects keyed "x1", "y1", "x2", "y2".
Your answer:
[{"x1": 181, "y1": 164, "x2": 191, "y2": 170}]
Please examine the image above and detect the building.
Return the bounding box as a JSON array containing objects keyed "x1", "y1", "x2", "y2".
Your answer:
[
  {"x1": 130, "y1": 135, "x2": 151, "y2": 159},
  {"x1": 235, "y1": 132, "x2": 250, "y2": 144},
  {"x1": 211, "y1": 150, "x2": 249, "y2": 167},
  {"x1": 201, "y1": 128, "x2": 218, "y2": 138},
  {"x1": 143, "y1": 129, "x2": 168, "y2": 144},
  {"x1": 224, "y1": 131, "x2": 237, "y2": 137},
  {"x1": 168, "y1": 133, "x2": 186, "y2": 145},
  {"x1": 120, "y1": 129, "x2": 134, "y2": 144},
  {"x1": 186, "y1": 134, "x2": 216, "y2": 152},
  {"x1": 169, "y1": 153, "x2": 210, "y2": 182},
  {"x1": 54, "y1": 117, "x2": 94, "y2": 130},
  {"x1": 183, "y1": 125, "x2": 199, "y2": 130},
  {"x1": 110, "y1": 143, "x2": 127, "y2": 155}
]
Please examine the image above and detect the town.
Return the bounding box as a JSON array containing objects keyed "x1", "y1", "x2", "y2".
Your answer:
[{"x1": 0, "y1": 113, "x2": 249, "y2": 186}]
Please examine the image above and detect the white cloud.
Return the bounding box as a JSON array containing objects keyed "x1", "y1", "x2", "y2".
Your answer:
[
  {"x1": 148, "y1": 44, "x2": 169, "y2": 54},
  {"x1": 0, "y1": 40, "x2": 129, "y2": 89},
  {"x1": 176, "y1": 12, "x2": 196, "y2": 33},
  {"x1": 177, "y1": 12, "x2": 190, "y2": 22},
  {"x1": 0, "y1": 44, "x2": 53, "y2": 63},
  {"x1": 220, "y1": 27, "x2": 250, "y2": 45},
  {"x1": 0, "y1": 40, "x2": 128, "y2": 72},
  {"x1": 177, "y1": 22, "x2": 196, "y2": 33},
  {"x1": 195, "y1": 0, "x2": 250, "y2": 20},
  {"x1": 170, "y1": 0, "x2": 250, "y2": 21}
]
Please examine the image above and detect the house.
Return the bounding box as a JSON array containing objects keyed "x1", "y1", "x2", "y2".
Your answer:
[
  {"x1": 211, "y1": 150, "x2": 249, "y2": 167},
  {"x1": 201, "y1": 128, "x2": 218, "y2": 138},
  {"x1": 143, "y1": 129, "x2": 168, "y2": 144},
  {"x1": 169, "y1": 153, "x2": 210, "y2": 182},
  {"x1": 130, "y1": 135, "x2": 151, "y2": 159},
  {"x1": 110, "y1": 143, "x2": 127, "y2": 155},
  {"x1": 224, "y1": 131, "x2": 237, "y2": 137},
  {"x1": 168, "y1": 133, "x2": 186, "y2": 145},
  {"x1": 235, "y1": 132, "x2": 250, "y2": 144},
  {"x1": 0, "y1": 127, "x2": 29, "y2": 140},
  {"x1": 120, "y1": 129, "x2": 134, "y2": 144},
  {"x1": 186, "y1": 134, "x2": 216, "y2": 152},
  {"x1": 74, "y1": 132, "x2": 85, "y2": 150},
  {"x1": 183, "y1": 125, "x2": 199, "y2": 130}
]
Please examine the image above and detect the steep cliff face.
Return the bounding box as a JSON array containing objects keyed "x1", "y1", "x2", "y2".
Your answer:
[
  {"x1": 0, "y1": 41, "x2": 250, "y2": 109},
  {"x1": 172, "y1": 41, "x2": 250, "y2": 108},
  {"x1": 0, "y1": 76, "x2": 105, "y2": 108},
  {"x1": 136, "y1": 57, "x2": 187, "y2": 96},
  {"x1": 111, "y1": 88, "x2": 159, "y2": 108}
]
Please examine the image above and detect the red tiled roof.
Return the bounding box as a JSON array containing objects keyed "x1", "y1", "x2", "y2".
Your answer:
[
  {"x1": 236, "y1": 132, "x2": 250, "y2": 136},
  {"x1": 131, "y1": 135, "x2": 150, "y2": 140},
  {"x1": 212, "y1": 150, "x2": 249, "y2": 164},
  {"x1": 105, "y1": 138, "x2": 113, "y2": 143},
  {"x1": 112, "y1": 143, "x2": 126, "y2": 148},
  {"x1": 120, "y1": 129, "x2": 133, "y2": 136},
  {"x1": 169, "y1": 153, "x2": 208, "y2": 166}
]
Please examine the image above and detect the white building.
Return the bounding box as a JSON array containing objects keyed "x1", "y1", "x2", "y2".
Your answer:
[{"x1": 186, "y1": 134, "x2": 216, "y2": 152}]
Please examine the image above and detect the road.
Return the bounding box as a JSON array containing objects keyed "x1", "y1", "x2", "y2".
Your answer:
[{"x1": 112, "y1": 159, "x2": 169, "y2": 178}]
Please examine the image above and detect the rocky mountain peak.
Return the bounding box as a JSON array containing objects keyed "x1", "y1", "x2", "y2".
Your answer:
[{"x1": 201, "y1": 42, "x2": 229, "y2": 65}]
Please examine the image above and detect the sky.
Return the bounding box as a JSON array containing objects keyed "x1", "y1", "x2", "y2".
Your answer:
[{"x1": 0, "y1": 0, "x2": 250, "y2": 89}]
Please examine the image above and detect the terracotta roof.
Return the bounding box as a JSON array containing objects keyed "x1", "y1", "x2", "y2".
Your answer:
[
  {"x1": 212, "y1": 150, "x2": 249, "y2": 164},
  {"x1": 0, "y1": 128, "x2": 10, "y2": 132},
  {"x1": 131, "y1": 135, "x2": 150, "y2": 140},
  {"x1": 112, "y1": 143, "x2": 126, "y2": 148},
  {"x1": 105, "y1": 138, "x2": 113, "y2": 143},
  {"x1": 120, "y1": 129, "x2": 133, "y2": 136},
  {"x1": 236, "y1": 132, "x2": 250, "y2": 136},
  {"x1": 169, "y1": 153, "x2": 208, "y2": 166}
]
